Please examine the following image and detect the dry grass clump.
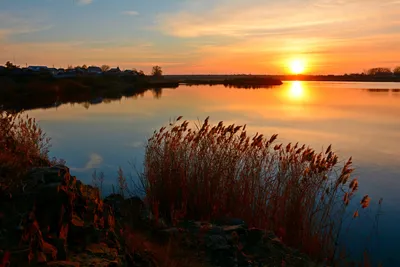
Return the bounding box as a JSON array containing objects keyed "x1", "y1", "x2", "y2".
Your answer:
[
  {"x1": 0, "y1": 111, "x2": 51, "y2": 189},
  {"x1": 142, "y1": 117, "x2": 367, "y2": 261}
]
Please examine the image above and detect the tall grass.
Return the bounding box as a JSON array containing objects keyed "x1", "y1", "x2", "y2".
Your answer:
[
  {"x1": 142, "y1": 117, "x2": 367, "y2": 262},
  {"x1": 0, "y1": 111, "x2": 52, "y2": 189}
]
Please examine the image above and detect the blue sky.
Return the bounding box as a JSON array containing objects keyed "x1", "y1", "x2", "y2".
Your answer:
[{"x1": 1, "y1": 0, "x2": 399, "y2": 74}]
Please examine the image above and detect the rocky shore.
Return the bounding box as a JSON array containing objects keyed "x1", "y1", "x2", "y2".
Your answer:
[{"x1": 0, "y1": 165, "x2": 322, "y2": 267}]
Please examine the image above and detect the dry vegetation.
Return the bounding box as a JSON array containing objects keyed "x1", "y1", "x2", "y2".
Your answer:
[
  {"x1": 142, "y1": 117, "x2": 371, "y2": 262},
  {"x1": 0, "y1": 111, "x2": 53, "y2": 190}
]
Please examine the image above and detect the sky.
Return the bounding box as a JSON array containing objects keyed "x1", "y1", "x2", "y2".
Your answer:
[{"x1": 0, "y1": 0, "x2": 399, "y2": 74}]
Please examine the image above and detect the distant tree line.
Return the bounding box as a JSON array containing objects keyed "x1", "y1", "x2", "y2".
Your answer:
[
  {"x1": 365, "y1": 66, "x2": 400, "y2": 76},
  {"x1": 1, "y1": 61, "x2": 162, "y2": 77}
]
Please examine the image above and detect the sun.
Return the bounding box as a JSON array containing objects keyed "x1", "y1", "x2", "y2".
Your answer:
[{"x1": 289, "y1": 59, "x2": 306, "y2": 75}]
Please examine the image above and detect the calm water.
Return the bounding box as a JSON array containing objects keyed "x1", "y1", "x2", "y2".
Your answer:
[{"x1": 27, "y1": 81, "x2": 400, "y2": 265}]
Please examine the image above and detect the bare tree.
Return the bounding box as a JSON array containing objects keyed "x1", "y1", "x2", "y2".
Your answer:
[
  {"x1": 101, "y1": 65, "x2": 110, "y2": 72},
  {"x1": 367, "y1": 67, "x2": 392, "y2": 76},
  {"x1": 5, "y1": 61, "x2": 19, "y2": 69},
  {"x1": 151, "y1": 65, "x2": 163, "y2": 77},
  {"x1": 393, "y1": 66, "x2": 400, "y2": 75}
]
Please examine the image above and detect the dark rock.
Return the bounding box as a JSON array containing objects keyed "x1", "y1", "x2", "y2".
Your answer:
[
  {"x1": 206, "y1": 235, "x2": 230, "y2": 251},
  {"x1": 206, "y1": 226, "x2": 224, "y2": 235},
  {"x1": 47, "y1": 237, "x2": 68, "y2": 260},
  {"x1": 156, "y1": 227, "x2": 180, "y2": 243},
  {"x1": 246, "y1": 228, "x2": 265, "y2": 246},
  {"x1": 103, "y1": 194, "x2": 124, "y2": 217},
  {"x1": 27, "y1": 164, "x2": 70, "y2": 186},
  {"x1": 205, "y1": 235, "x2": 234, "y2": 267},
  {"x1": 68, "y1": 215, "x2": 100, "y2": 251},
  {"x1": 212, "y1": 217, "x2": 246, "y2": 226},
  {"x1": 47, "y1": 261, "x2": 80, "y2": 267},
  {"x1": 223, "y1": 225, "x2": 247, "y2": 236}
]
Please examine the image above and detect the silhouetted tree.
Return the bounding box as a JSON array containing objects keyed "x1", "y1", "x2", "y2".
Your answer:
[
  {"x1": 5, "y1": 61, "x2": 19, "y2": 69},
  {"x1": 67, "y1": 65, "x2": 74, "y2": 70},
  {"x1": 393, "y1": 66, "x2": 400, "y2": 76},
  {"x1": 101, "y1": 65, "x2": 110, "y2": 72},
  {"x1": 82, "y1": 64, "x2": 88, "y2": 69},
  {"x1": 367, "y1": 67, "x2": 393, "y2": 76},
  {"x1": 151, "y1": 65, "x2": 163, "y2": 76},
  {"x1": 137, "y1": 70, "x2": 145, "y2": 77}
]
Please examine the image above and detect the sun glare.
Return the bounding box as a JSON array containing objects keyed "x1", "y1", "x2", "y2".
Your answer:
[
  {"x1": 289, "y1": 59, "x2": 306, "y2": 75},
  {"x1": 288, "y1": 81, "x2": 305, "y2": 100}
]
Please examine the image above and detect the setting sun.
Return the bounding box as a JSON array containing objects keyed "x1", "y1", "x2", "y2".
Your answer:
[{"x1": 289, "y1": 59, "x2": 306, "y2": 74}]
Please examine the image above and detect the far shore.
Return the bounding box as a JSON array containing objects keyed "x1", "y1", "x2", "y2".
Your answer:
[{"x1": 165, "y1": 74, "x2": 400, "y2": 83}]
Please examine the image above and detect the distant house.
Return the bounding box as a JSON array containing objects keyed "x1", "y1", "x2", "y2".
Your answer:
[
  {"x1": 123, "y1": 70, "x2": 138, "y2": 76},
  {"x1": 28, "y1": 66, "x2": 48, "y2": 72},
  {"x1": 108, "y1": 67, "x2": 121, "y2": 73},
  {"x1": 87, "y1": 66, "x2": 102, "y2": 75},
  {"x1": 48, "y1": 68, "x2": 58, "y2": 75},
  {"x1": 75, "y1": 67, "x2": 86, "y2": 74},
  {"x1": 0, "y1": 66, "x2": 5, "y2": 73}
]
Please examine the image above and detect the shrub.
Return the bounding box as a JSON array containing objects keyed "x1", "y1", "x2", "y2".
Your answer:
[
  {"x1": 142, "y1": 117, "x2": 364, "y2": 262},
  {"x1": 0, "y1": 111, "x2": 51, "y2": 189}
]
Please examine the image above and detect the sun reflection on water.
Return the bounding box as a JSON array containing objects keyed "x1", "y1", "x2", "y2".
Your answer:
[{"x1": 288, "y1": 81, "x2": 306, "y2": 100}]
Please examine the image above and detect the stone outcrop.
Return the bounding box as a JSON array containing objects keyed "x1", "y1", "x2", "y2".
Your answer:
[{"x1": 0, "y1": 165, "x2": 120, "y2": 267}]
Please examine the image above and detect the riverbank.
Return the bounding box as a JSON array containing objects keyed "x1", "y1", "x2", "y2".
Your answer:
[
  {"x1": 0, "y1": 74, "x2": 284, "y2": 111},
  {"x1": 0, "y1": 74, "x2": 178, "y2": 111},
  {"x1": 0, "y1": 164, "x2": 323, "y2": 267}
]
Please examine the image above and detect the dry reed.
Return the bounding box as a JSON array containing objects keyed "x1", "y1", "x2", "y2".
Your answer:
[{"x1": 142, "y1": 116, "x2": 365, "y2": 261}]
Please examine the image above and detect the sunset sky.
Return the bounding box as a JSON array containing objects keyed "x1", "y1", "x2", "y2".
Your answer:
[{"x1": 1, "y1": 0, "x2": 399, "y2": 74}]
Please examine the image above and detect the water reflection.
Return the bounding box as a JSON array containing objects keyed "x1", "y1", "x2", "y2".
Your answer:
[{"x1": 288, "y1": 81, "x2": 305, "y2": 100}]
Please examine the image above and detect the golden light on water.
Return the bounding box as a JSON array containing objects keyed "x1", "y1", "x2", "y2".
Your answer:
[{"x1": 288, "y1": 81, "x2": 305, "y2": 100}]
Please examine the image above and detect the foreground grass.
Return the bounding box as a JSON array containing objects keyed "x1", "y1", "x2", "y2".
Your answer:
[{"x1": 142, "y1": 117, "x2": 370, "y2": 263}]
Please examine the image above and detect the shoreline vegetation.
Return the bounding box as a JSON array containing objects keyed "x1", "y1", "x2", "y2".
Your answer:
[
  {"x1": 0, "y1": 112, "x2": 380, "y2": 266},
  {"x1": 0, "y1": 71, "x2": 283, "y2": 111}
]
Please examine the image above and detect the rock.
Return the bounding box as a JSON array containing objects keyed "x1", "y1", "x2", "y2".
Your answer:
[
  {"x1": 207, "y1": 226, "x2": 224, "y2": 235},
  {"x1": 27, "y1": 164, "x2": 70, "y2": 186},
  {"x1": 206, "y1": 235, "x2": 230, "y2": 251},
  {"x1": 246, "y1": 228, "x2": 265, "y2": 246},
  {"x1": 85, "y1": 243, "x2": 118, "y2": 259},
  {"x1": 223, "y1": 225, "x2": 246, "y2": 236},
  {"x1": 68, "y1": 243, "x2": 120, "y2": 267},
  {"x1": 47, "y1": 237, "x2": 68, "y2": 260},
  {"x1": 47, "y1": 261, "x2": 80, "y2": 267},
  {"x1": 205, "y1": 235, "x2": 234, "y2": 267},
  {"x1": 43, "y1": 241, "x2": 58, "y2": 261},
  {"x1": 212, "y1": 217, "x2": 246, "y2": 226},
  {"x1": 103, "y1": 194, "x2": 124, "y2": 218},
  {"x1": 68, "y1": 215, "x2": 100, "y2": 251},
  {"x1": 156, "y1": 227, "x2": 180, "y2": 243}
]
